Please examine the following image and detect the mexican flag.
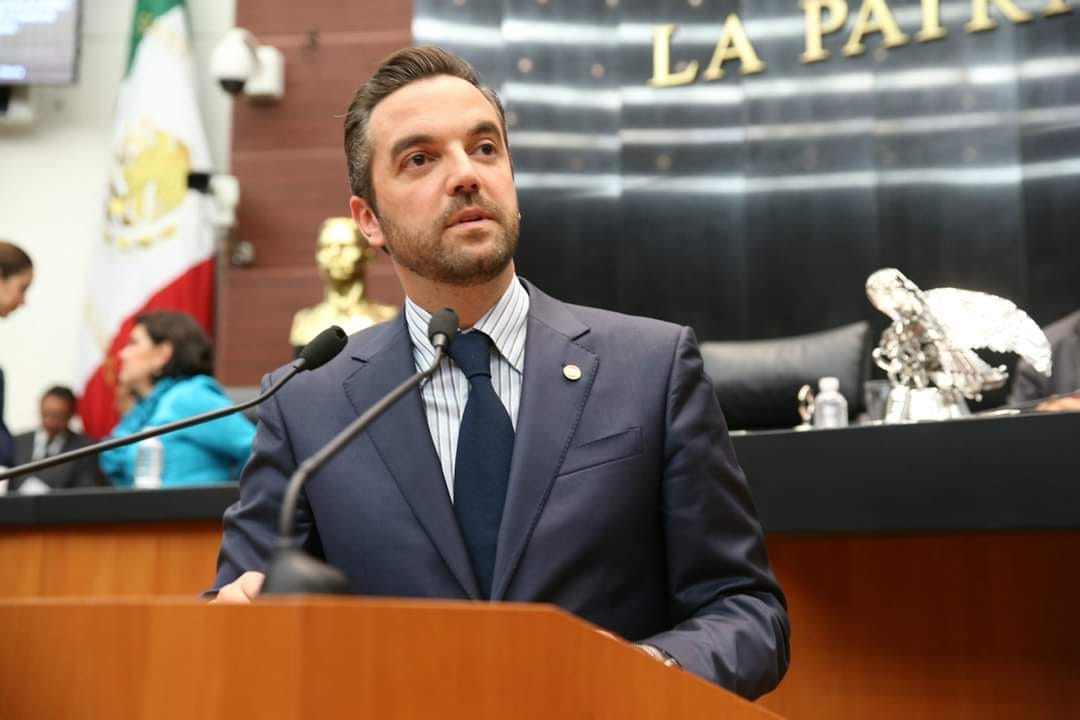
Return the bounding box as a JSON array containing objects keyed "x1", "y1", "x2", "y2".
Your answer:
[{"x1": 78, "y1": 0, "x2": 215, "y2": 438}]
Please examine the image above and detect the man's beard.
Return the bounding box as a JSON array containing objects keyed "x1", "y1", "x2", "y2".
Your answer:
[{"x1": 378, "y1": 194, "x2": 519, "y2": 287}]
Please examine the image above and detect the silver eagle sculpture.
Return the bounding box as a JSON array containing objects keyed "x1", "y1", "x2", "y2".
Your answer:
[{"x1": 866, "y1": 268, "x2": 1052, "y2": 421}]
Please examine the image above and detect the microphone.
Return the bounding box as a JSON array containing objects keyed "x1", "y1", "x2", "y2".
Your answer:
[
  {"x1": 261, "y1": 308, "x2": 460, "y2": 595},
  {"x1": 427, "y1": 307, "x2": 457, "y2": 353},
  {"x1": 0, "y1": 325, "x2": 349, "y2": 483}
]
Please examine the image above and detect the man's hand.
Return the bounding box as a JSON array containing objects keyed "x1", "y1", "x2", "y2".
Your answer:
[
  {"x1": 595, "y1": 629, "x2": 680, "y2": 668},
  {"x1": 1037, "y1": 393, "x2": 1080, "y2": 413},
  {"x1": 210, "y1": 571, "x2": 265, "y2": 604}
]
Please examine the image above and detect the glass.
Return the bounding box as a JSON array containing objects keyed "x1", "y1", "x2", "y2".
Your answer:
[{"x1": 863, "y1": 380, "x2": 892, "y2": 423}]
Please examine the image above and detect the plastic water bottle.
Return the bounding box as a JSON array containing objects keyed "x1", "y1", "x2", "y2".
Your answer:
[
  {"x1": 133, "y1": 436, "x2": 164, "y2": 489},
  {"x1": 813, "y1": 376, "x2": 849, "y2": 429}
]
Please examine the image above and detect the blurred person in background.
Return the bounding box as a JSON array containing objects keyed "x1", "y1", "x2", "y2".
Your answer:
[
  {"x1": 1009, "y1": 308, "x2": 1080, "y2": 412},
  {"x1": 114, "y1": 382, "x2": 137, "y2": 418},
  {"x1": 0, "y1": 240, "x2": 34, "y2": 469},
  {"x1": 9, "y1": 386, "x2": 100, "y2": 492},
  {"x1": 99, "y1": 311, "x2": 255, "y2": 486}
]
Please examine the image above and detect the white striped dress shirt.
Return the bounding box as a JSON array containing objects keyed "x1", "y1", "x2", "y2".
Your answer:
[{"x1": 404, "y1": 277, "x2": 530, "y2": 501}]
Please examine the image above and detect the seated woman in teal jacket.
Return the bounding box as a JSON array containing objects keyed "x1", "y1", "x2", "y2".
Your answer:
[{"x1": 100, "y1": 311, "x2": 255, "y2": 487}]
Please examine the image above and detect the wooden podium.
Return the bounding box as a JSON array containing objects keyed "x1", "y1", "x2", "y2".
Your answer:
[{"x1": 0, "y1": 597, "x2": 782, "y2": 719}]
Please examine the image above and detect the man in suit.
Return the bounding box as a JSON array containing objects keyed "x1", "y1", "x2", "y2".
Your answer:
[
  {"x1": 1009, "y1": 308, "x2": 1080, "y2": 411},
  {"x1": 212, "y1": 46, "x2": 789, "y2": 698},
  {"x1": 10, "y1": 386, "x2": 100, "y2": 491}
]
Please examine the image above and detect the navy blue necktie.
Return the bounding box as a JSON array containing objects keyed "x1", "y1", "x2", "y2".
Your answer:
[{"x1": 451, "y1": 331, "x2": 513, "y2": 599}]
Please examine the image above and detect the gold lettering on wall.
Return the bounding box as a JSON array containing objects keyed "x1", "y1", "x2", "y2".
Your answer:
[
  {"x1": 647, "y1": 0, "x2": 1073, "y2": 84},
  {"x1": 648, "y1": 24, "x2": 699, "y2": 87},
  {"x1": 966, "y1": 0, "x2": 1035, "y2": 32},
  {"x1": 916, "y1": 0, "x2": 948, "y2": 41},
  {"x1": 843, "y1": 0, "x2": 910, "y2": 57},
  {"x1": 800, "y1": 0, "x2": 849, "y2": 63},
  {"x1": 702, "y1": 14, "x2": 766, "y2": 79},
  {"x1": 1043, "y1": 0, "x2": 1073, "y2": 16}
]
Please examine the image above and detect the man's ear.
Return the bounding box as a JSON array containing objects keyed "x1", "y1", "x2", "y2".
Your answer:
[{"x1": 350, "y1": 196, "x2": 385, "y2": 250}]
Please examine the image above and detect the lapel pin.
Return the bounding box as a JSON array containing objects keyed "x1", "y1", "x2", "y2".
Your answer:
[{"x1": 563, "y1": 364, "x2": 582, "y2": 381}]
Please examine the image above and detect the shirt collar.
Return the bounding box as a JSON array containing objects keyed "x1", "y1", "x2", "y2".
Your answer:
[
  {"x1": 33, "y1": 429, "x2": 67, "y2": 456},
  {"x1": 404, "y1": 275, "x2": 530, "y2": 373}
]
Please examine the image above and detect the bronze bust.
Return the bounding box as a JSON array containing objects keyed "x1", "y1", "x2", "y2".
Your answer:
[{"x1": 290, "y1": 218, "x2": 398, "y2": 348}]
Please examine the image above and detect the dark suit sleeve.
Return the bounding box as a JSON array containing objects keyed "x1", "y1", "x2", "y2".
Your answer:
[
  {"x1": 54, "y1": 457, "x2": 101, "y2": 489},
  {"x1": 0, "y1": 369, "x2": 13, "y2": 468},
  {"x1": 69, "y1": 437, "x2": 104, "y2": 488},
  {"x1": 211, "y1": 372, "x2": 319, "y2": 590},
  {"x1": 0, "y1": 430, "x2": 12, "y2": 469},
  {"x1": 1008, "y1": 358, "x2": 1049, "y2": 404},
  {"x1": 641, "y1": 326, "x2": 790, "y2": 699}
]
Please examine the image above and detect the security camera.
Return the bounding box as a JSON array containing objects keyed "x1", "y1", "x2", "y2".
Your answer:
[
  {"x1": 210, "y1": 28, "x2": 285, "y2": 102},
  {"x1": 211, "y1": 29, "x2": 258, "y2": 95}
]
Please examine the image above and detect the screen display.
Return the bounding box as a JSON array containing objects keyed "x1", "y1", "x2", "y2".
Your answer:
[{"x1": 0, "y1": 0, "x2": 81, "y2": 85}]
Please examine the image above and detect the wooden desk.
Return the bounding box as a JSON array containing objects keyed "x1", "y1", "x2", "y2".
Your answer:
[{"x1": 2, "y1": 412, "x2": 1078, "y2": 717}]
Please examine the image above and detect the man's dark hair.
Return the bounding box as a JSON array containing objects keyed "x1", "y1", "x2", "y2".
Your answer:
[
  {"x1": 136, "y1": 311, "x2": 214, "y2": 380},
  {"x1": 0, "y1": 241, "x2": 33, "y2": 278},
  {"x1": 343, "y1": 45, "x2": 509, "y2": 211},
  {"x1": 42, "y1": 385, "x2": 77, "y2": 412}
]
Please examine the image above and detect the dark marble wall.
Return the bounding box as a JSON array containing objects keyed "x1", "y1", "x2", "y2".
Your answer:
[{"x1": 415, "y1": 0, "x2": 1080, "y2": 342}]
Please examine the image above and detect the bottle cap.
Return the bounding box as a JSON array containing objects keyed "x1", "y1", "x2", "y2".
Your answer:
[{"x1": 819, "y1": 376, "x2": 840, "y2": 393}]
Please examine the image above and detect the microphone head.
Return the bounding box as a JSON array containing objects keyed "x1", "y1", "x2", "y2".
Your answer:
[
  {"x1": 298, "y1": 326, "x2": 348, "y2": 371},
  {"x1": 428, "y1": 308, "x2": 459, "y2": 352}
]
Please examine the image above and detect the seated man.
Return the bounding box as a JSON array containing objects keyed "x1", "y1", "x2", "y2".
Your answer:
[
  {"x1": 1009, "y1": 308, "x2": 1080, "y2": 411},
  {"x1": 10, "y1": 386, "x2": 100, "y2": 492}
]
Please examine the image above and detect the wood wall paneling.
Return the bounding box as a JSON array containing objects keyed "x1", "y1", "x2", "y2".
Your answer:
[
  {"x1": 219, "y1": 268, "x2": 323, "y2": 383},
  {"x1": 231, "y1": 37, "x2": 410, "y2": 154},
  {"x1": 231, "y1": 152, "x2": 354, "y2": 269},
  {"x1": 230, "y1": 151, "x2": 416, "y2": 276},
  {"x1": 237, "y1": 1, "x2": 413, "y2": 36},
  {"x1": 221, "y1": 0, "x2": 412, "y2": 383},
  {"x1": 218, "y1": 262, "x2": 403, "y2": 385}
]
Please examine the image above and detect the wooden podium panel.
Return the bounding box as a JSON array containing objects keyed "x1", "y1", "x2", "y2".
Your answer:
[
  {"x1": 0, "y1": 598, "x2": 780, "y2": 720},
  {"x1": 760, "y1": 532, "x2": 1080, "y2": 720},
  {"x1": 0, "y1": 521, "x2": 221, "y2": 598},
  {"x1": 3, "y1": 521, "x2": 1079, "y2": 717},
  {"x1": 6, "y1": 411, "x2": 1080, "y2": 720}
]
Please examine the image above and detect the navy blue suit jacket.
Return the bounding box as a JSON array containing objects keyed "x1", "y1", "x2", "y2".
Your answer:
[{"x1": 215, "y1": 280, "x2": 789, "y2": 698}]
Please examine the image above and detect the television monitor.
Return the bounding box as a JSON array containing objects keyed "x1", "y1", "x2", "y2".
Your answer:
[{"x1": 0, "y1": 0, "x2": 81, "y2": 85}]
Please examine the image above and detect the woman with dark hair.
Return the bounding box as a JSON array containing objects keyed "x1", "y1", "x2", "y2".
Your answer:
[
  {"x1": 0, "y1": 240, "x2": 33, "y2": 319},
  {"x1": 99, "y1": 311, "x2": 255, "y2": 486},
  {"x1": 0, "y1": 240, "x2": 34, "y2": 469}
]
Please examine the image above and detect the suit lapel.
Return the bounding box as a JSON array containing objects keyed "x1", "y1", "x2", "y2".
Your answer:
[
  {"x1": 491, "y1": 284, "x2": 596, "y2": 600},
  {"x1": 343, "y1": 318, "x2": 481, "y2": 599}
]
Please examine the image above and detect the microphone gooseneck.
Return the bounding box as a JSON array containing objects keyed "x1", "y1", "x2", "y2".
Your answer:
[
  {"x1": 262, "y1": 309, "x2": 460, "y2": 595},
  {"x1": 0, "y1": 325, "x2": 349, "y2": 483}
]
